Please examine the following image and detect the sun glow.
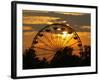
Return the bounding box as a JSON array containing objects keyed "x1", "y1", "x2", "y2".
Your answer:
[
  {"x1": 61, "y1": 31, "x2": 73, "y2": 40},
  {"x1": 62, "y1": 31, "x2": 68, "y2": 38}
]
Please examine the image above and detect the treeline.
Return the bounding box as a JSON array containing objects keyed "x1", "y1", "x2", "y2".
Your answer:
[{"x1": 23, "y1": 45, "x2": 90, "y2": 69}]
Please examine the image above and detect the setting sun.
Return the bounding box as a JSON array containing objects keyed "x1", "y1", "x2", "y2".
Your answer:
[
  {"x1": 62, "y1": 31, "x2": 67, "y2": 38},
  {"x1": 62, "y1": 31, "x2": 73, "y2": 39}
]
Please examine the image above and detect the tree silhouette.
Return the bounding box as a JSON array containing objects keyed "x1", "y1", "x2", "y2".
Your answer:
[
  {"x1": 23, "y1": 48, "x2": 49, "y2": 69},
  {"x1": 80, "y1": 45, "x2": 91, "y2": 66},
  {"x1": 23, "y1": 45, "x2": 91, "y2": 69},
  {"x1": 50, "y1": 47, "x2": 81, "y2": 67},
  {"x1": 23, "y1": 48, "x2": 40, "y2": 69}
]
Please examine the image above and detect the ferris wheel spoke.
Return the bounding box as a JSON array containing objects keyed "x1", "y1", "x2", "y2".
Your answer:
[
  {"x1": 62, "y1": 34, "x2": 73, "y2": 47},
  {"x1": 57, "y1": 34, "x2": 63, "y2": 49},
  {"x1": 46, "y1": 54, "x2": 54, "y2": 60},
  {"x1": 34, "y1": 46, "x2": 56, "y2": 52},
  {"x1": 61, "y1": 37, "x2": 68, "y2": 47},
  {"x1": 65, "y1": 35, "x2": 74, "y2": 44},
  {"x1": 52, "y1": 26, "x2": 61, "y2": 48},
  {"x1": 50, "y1": 33, "x2": 56, "y2": 47},
  {"x1": 56, "y1": 34, "x2": 60, "y2": 48},
  {"x1": 32, "y1": 37, "x2": 53, "y2": 49},
  {"x1": 52, "y1": 34, "x2": 60, "y2": 49},
  {"x1": 68, "y1": 41, "x2": 79, "y2": 47},
  {"x1": 42, "y1": 27, "x2": 57, "y2": 49},
  {"x1": 43, "y1": 34, "x2": 56, "y2": 48},
  {"x1": 37, "y1": 38, "x2": 54, "y2": 50},
  {"x1": 47, "y1": 28, "x2": 56, "y2": 48},
  {"x1": 57, "y1": 34, "x2": 63, "y2": 48}
]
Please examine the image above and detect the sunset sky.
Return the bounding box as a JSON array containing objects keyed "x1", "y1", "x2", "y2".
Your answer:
[{"x1": 23, "y1": 10, "x2": 91, "y2": 51}]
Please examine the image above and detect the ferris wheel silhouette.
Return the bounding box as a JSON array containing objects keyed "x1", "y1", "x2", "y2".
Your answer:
[{"x1": 30, "y1": 21, "x2": 83, "y2": 61}]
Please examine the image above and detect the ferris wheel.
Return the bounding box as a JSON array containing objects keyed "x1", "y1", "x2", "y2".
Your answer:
[{"x1": 30, "y1": 22, "x2": 83, "y2": 61}]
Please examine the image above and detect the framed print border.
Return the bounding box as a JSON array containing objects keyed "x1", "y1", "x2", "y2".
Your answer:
[{"x1": 11, "y1": 1, "x2": 98, "y2": 79}]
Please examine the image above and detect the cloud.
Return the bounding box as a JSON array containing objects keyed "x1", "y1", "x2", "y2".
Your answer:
[
  {"x1": 23, "y1": 10, "x2": 90, "y2": 32},
  {"x1": 23, "y1": 10, "x2": 49, "y2": 13},
  {"x1": 81, "y1": 26, "x2": 90, "y2": 30},
  {"x1": 23, "y1": 31, "x2": 37, "y2": 36},
  {"x1": 73, "y1": 25, "x2": 90, "y2": 32},
  {"x1": 23, "y1": 16, "x2": 60, "y2": 24},
  {"x1": 23, "y1": 26, "x2": 33, "y2": 31},
  {"x1": 56, "y1": 12, "x2": 86, "y2": 16}
]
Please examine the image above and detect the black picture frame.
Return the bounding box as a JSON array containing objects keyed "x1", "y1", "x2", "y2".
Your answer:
[{"x1": 11, "y1": 1, "x2": 98, "y2": 79}]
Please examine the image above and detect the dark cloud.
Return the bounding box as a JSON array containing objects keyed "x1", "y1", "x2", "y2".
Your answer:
[{"x1": 23, "y1": 10, "x2": 91, "y2": 32}]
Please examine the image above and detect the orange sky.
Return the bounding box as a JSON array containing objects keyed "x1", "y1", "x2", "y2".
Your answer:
[
  {"x1": 23, "y1": 31, "x2": 90, "y2": 50},
  {"x1": 22, "y1": 10, "x2": 91, "y2": 60}
]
